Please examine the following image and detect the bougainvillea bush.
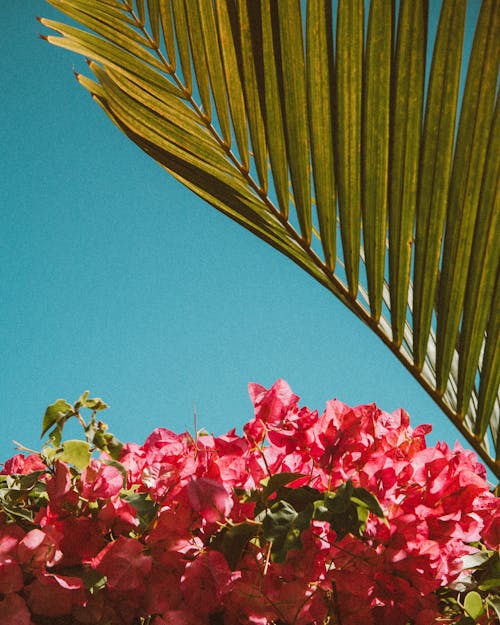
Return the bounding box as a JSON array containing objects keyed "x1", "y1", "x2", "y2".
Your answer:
[{"x1": 1, "y1": 381, "x2": 499, "y2": 625}]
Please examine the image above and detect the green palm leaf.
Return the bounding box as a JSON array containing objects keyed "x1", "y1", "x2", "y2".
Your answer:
[{"x1": 41, "y1": 0, "x2": 500, "y2": 477}]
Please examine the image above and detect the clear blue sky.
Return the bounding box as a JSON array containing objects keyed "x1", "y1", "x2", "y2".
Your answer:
[{"x1": 1, "y1": 2, "x2": 488, "y2": 477}]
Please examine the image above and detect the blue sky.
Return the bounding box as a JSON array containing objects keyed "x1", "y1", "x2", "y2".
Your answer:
[{"x1": 1, "y1": 2, "x2": 488, "y2": 476}]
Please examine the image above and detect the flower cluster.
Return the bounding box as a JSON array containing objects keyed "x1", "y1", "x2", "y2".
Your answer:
[{"x1": 0, "y1": 380, "x2": 499, "y2": 625}]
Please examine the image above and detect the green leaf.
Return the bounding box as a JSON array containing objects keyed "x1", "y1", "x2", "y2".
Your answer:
[
  {"x1": 351, "y1": 486, "x2": 386, "y2": 518},
  {"x1": 486, "y1": 597, "x2": 500, "y2": 621},
  {"x1": 42, "y1": 444, "x2": 61, "y2": 464},
  {"x1": 121, "y1": 491, "x2": 157, "y2": 530},
  {"x1": 237, "y1": 0, "x2": 268, "y2": 192},
  {"x1": 49, "y1": 426, "x2": 64, "y2": 448},
  {"x1": 313, "y1": 497, "x2": 360, "y2": 538},
  {"x1": 147, "y1": 0, "x2": 160, "y2": 47},
  {"x1": 362, "y1": 0, "x2": 393, "y2": 317},
  {"x1": 312, "y1": 481, "x2": 376, "y2": 538},
  {"x1": 40, "y1": 1, "x2": 500, "y2": 479},
  {"x1": 478, "y1": 578, "x2": 500, "y2": 592},
  {"x1": 306, "y1": 0, "x2": 336, "y2": 271},
  {"x1": 260, "y1": 1, "x2": 288, "y2": 216},
  {"x1": 184, "y1": 1, "x2": 211, "y2": 120},
  {"x1": 258, "y1": 499, "x2": 314, "y2": 563},
  {"x1": 463, "y1": 591, "x2": 484, "y2": 620},
  {"x1": 86, "y1": 398, "x2": 108, "y2": 411},
  {"x1": 466, "y1": 95, "x2": 500, "y2": 434},
  {"x1": 259, "y1": 472, "x2": 305, "y2": 502},
  {"x1": 388, "y1": 0, "x2": 426, "y2": 346},
  {"x1": 462, "y1": 550, "x2": 496, "y2": 570},
  {"x1": 0, "y1": 502, "x2": 34, "y2": 523},
  {"x1": 196, "y1": 0, "x2": 231, "y2": 144},
  {"x1": 76, "y1": 391, "x2": 109, "y2": 412},
  {"x1": 96, "y1": 432, "x2": 123, "y2": 459},
  {"x1": 214, "y1": 1, "x2": 249, "y2": 170},
  {"x1": 326, "y1": 480, "x2": 354, "y2": 514},
  {"x1": 277, "y1": 0, "x2": 312, "y2": 244},
  {"x1": 259, "y1": 500, "x2": 298, "y2": 541},
  {"x1": 274, "y1": 485, "x2": 322, "y2": 512},
  {"x1": 41, "y1": 399, "x2": 73, "y2": 438},
  {"x1": 335, "y1": 0, "x2": 363, "y2": 294},
  {"x1": 8, "y1": 471, "x2": 46, "y2": 491},
  {"x1": 211, "y1": 522, "x2": 258, "y2": 570},
  {"x1": 413, "y1": 0, "x2": 466, "y2": 369},
  {"x1": 82, "y1": 566, "x2": 107, "y2": 592},
  {"x1": 436, "y1": 0, "x2": 500, "y2": 392},
  {"x1": 171, "y1": 0, "x2": 192, "y2": 93},
  {"x1": 158, "y1": 3, "x2": 175, "y2": 70},
  {"x1": 59, "y1": 440, "x2": 91, "y2": 470},
  {"x1": 74, "y1": 390, "x2": 90, "y2": 410}
]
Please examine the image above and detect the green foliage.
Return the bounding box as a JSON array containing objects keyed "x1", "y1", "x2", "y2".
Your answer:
[
  {"x1": 439, "y1": 547, "x2": 500, "y2": 624},
  {"x1": 40, "y1": 391, "x2": 122, "y2": 467},
  {"x1": 215, "y1": 476, "x2": 387, "y2": 565},
  {"x1": 121, "y1": 491, "x2": 158, "y2": 531},
  {"x1": 58, "y1": 439, "x2": 92, "y2": 470},
  {"x1": 41, "y1": 399, "x2": 74, "y2": 445},
  {"x1": 465, "y1": 591, "x2": 485, "y2": 620},
  {"x1": 2, "y1": 390, "x2": 500, "y2": 623},
  {"x1": 0, "y1": 471, "x2": 47, "y2": 525}
]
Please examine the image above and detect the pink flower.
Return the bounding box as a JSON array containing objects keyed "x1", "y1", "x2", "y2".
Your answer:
[
  {"x1": 244, "y1": 379, "x2": 299, "y2": 442},
  {"x1": 0, "y1": 558, "x2": 23, "y2": 593},
  {"x1": 0, "y1": 525, "x2": 25, "y2": 559},
  {"x1": 0, "y1": 593, "x2": 33, "y2": 625},
  {"x1": 92, "y1": 536, "x2": 152, "y2": 592},
  {"x1": 17, "y1": 528, "x2": 62, "y2": 569},
  {"x1": 25, "y1": 571, "x2": 85, "y2": 617},
  {"x1": 56, "y1": 515, "x2": 106, "y2": 566},
  {"x1": 1, "y1": 454, "x2": 45, "y2": 475},
  {"x1": 482, "y1": 504, "x2": 500, "y2": 549},
  {"x1": 45, "y1": 460, "x2": 76, "y2": 507},
  {"x1": 186, "y1": 476, "x2": 233, "y2": 523},
  {"x1": 80, "y1": 459, "x2": 123, "y2": 500},
  {"x1": 1, "y1": 380, "x2": 497, "y2": 624},
  {"x1": 181, "y1": 550, "x2": 238, "y2": 617},
  {"x1": 98, "y1": 497, "x2": 139, "y2": 535}
]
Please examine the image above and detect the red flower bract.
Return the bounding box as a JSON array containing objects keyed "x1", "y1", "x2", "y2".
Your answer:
[
  {"x1": 0, "y1": 380, "x2": 498, "y2": 625},
  {"x1": 91, "y1": 535, "x2": 152, "y2": 592}
]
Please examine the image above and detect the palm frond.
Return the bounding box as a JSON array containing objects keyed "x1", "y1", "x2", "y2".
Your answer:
[{"x1": 41, "y1": 0, "x2": 500, "y2": 477}]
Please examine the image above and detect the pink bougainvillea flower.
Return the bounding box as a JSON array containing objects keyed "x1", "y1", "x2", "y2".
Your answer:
[
  {"x1": 142, "y1": 563, "x2": 185, "y2": 615},
  {"x1": 1, "y1": 453, "x2": 45, "y2": 475},
  {"x1": 0, "y1": 524, "x2": 25, "y2": 558},
  {"x1": 244, "y1": 379, "x2": 299, "y2": 442},
  {"x1": 0, "y1": 557, "x2": 23, "y2": 593},
  {"x1": 153, "y1": 610, "x2": 205, "y2": 625},
  {"x1": 482, "y1": 503, "x2": 500, "y2": 549},
  {"x1": 91, "y1": 535, "x2": 152, "y2": 592},
  {"x1": 0, "y1": 592, "x2": 33, "y2": 625},
  {"x1": 25, "y1": 571, "x2": 85, "y2": 617},
  {"x1": 54, "y1": 515, "x2": 106, "y2": 566},
  {"x1": 186, "y1": 476, "x2": 233, "y2": 523},
  {"x1": 181, "y1": 550, "x2": 239, "y2": 617},
  {"x1": 146, "y1": 502, "x2": 199, "y2": 558},
  {"x1": 80, "y1": 459, "x2": 124, "y2": 500},
  {"x1": 45, "y1": 459, "x2": 77, "y2": 508},
  {"x1": 17, "y1": 528, "x2": 62, "y2": 569},
  {"x1": 1, "y1": 379, "x2": 498, "y2": 625},
  {"x1": 98, "y1": 497, "x2": 139, "y2": 535}
]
